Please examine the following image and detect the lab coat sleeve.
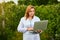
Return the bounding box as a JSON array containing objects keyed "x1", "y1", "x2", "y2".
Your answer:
[
  {"x1": 36, "y1": 17, "x2": 40, "y2": 21},
  {"x1": 37, "y1": 17, "x2": 40, "y2": 21},
  {"x1": 17, "y1": 18, "x2": 27, "y2": 33}
]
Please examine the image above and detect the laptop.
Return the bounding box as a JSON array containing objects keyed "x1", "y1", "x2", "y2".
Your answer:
[{"x1": 34, "y1": 20, "x2": 48, "y2": 31}]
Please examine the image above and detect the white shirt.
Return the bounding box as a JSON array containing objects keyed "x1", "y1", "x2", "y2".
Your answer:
[{"x1": 17, "y1": 16, "x2": 40, "y2": 34}]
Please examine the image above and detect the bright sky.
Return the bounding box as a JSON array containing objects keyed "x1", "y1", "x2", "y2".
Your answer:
[
  {"x1": 0, "y1": 0, "x2": 18, "y2": 4},
  {"x1": 58, "y1": 0, "x2": 60, "y2": 1},
  {"x1": 0, "y1": 0, "x2": 3, "y2": 3}
]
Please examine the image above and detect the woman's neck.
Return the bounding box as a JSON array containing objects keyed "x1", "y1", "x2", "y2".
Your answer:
[{"x1": 28, "y1": 16, "x2": 32, "y2": 20}]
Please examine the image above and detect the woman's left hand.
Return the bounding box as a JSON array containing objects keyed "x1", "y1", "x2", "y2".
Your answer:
[{"x1": 37, "y1": 29, "x2": 42, "y2": 33}]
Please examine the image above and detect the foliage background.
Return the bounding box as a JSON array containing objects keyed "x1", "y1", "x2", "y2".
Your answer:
[{"x1": 0, "y1": 0, "x2": 60, "y2": 40}]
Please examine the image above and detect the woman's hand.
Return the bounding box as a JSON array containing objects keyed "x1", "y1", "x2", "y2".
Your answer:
[
  {"x1": 37, "y1": 29, "x2": 42, "y2": 33},
  {"x1": 27, "y1": 27, "x2": 33, "y2": 31}
]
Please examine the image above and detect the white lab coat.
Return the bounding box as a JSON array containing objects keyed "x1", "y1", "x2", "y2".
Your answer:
[{"x1": 17, "y1": 16, "x2": 40, "y2": 40}]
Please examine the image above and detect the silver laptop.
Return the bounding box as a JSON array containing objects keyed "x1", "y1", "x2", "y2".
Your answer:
[{"x1": 34, "y1": 20, "x2": 48, "y2": 31}]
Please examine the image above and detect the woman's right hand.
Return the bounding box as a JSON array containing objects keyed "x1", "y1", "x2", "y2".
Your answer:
[{"x1": 27, "y1": 27, "x2": 33, "y2": 31}]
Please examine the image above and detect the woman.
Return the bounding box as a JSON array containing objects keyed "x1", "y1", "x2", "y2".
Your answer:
[{"x1": 17, "y1": 5, "x2": 42, "y2": 40}]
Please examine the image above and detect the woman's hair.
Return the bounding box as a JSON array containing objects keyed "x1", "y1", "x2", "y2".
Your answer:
[{"x1": 24, "y1": 5, "x2": 35, "y2": 20}]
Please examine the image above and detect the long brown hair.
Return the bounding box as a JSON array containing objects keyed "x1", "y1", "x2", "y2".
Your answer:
[{"x1": 24, "y1": 5, "x2": 35, "y2": 20}]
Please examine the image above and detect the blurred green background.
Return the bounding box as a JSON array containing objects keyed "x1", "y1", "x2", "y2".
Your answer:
[{"x1": 0, "y1": 0, "x2": 60, "y2": 40}]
